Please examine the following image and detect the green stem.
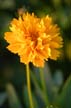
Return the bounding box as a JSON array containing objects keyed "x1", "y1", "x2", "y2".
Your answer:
[
  {"x1": 39, "y1": 68, "x2": 46, "y2": 94},
  {"x1": 26, "y1": 64, "x2": 34, "y2": 108},
  {"x1": 31, "y1": 70, "x2": 49, "y2": 107},
  {"x1": 39, "y1": 68, "x2": 50, "y2": 107}
]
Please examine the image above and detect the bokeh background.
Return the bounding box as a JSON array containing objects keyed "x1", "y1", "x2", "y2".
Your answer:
[{"x1": 0, "y1": 0, "x2": 71, "y2": 108}]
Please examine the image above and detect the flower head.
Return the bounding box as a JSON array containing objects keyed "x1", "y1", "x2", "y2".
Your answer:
[{"x1": 4, "y1": 12, "x2": 63, "y2": 67}]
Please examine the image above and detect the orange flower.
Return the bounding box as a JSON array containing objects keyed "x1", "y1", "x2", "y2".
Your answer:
[
  {"x1": 42, "y1": 16, "x2": 63, "y2": 60},
  {"x1": 4, "y1": 12, "x2": 63, "y2": 67}
]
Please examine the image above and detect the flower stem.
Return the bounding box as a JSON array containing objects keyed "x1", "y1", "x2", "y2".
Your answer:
[
  {"x1": 39, "y1": 68, "x2": 46, "y2": 94},
  {"x1": 26, "y1": 64, "x2": 34, "y2": 108},
  {"x1": 31, "y1": 71, "x2": 48, "y2": 105},
  {"x1": 31, "y1": 70, "x2": 50, "y2": 107},
  {"x1": 39, "y1": 68, "x2": 50, "y2": 107}
]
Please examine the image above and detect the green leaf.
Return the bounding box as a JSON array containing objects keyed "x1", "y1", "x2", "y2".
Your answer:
[
  {"x1": 55, "y1": 76, "x2": 71, "y2": 108},
  {"x1": 6, "y1": 83, "x2": 22, "y2": 108},
  {"x1": 0, "y1": 92, "x2": 7, "y2": 106},
  {"x1": 23, "y1": 86, "x2": 29, "y2": 108},
  {"x1": 23, "y1": 86, "x2": 39, "y2": 108}
]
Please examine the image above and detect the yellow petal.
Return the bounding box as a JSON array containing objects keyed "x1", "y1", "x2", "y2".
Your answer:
[
  {"x1": 7, "y1": 43, "x2": 22, "y2": 54},
  {"x1": 49, "y1": 49, "x2": 60, "y2": 60},
  {"x1": 4, "y1": 32, "x2": 16, "y2": 44},
  {"x1": 20, "y1": 55, "x2": 30, "y2": 64},
  {"x1": 52, "y1": 36, "x2": 63, "y2": 43},
  {"x1": 33, "y1": 56, "x2": 44, "y2": 67},
  {"x1": 50, "y1": 41, "x2": 61, "y2": 48}
]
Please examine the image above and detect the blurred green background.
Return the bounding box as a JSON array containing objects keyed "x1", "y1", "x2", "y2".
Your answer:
[{"x1": 0, "y1": 0, "x2": 71, "y2": 108}]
